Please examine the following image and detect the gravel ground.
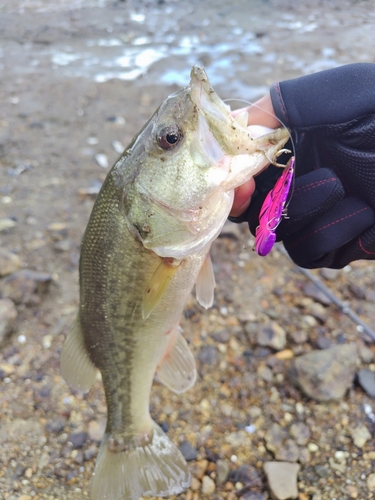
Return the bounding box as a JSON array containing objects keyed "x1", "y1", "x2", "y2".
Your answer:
[{"x1": 0, "y1": 1, "x2": 375, "y2": 499}]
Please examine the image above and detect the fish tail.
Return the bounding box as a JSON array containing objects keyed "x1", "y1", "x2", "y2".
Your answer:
[{"x1": 90, "y1": 423, "x2": 191, "y2": 500}]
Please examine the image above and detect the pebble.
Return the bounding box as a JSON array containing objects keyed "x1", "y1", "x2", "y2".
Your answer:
[
  {"x1": 69, "y1": 431, "x2": 88, "y2": 448},
  {"x1": 215, "y1": 458, "x2": 230, "y2": 485},
  {"x1": 0, "y1": 269, "x2": 52, "y2": 305},
  {"x1": 257, "y1": 364, "x2": 273, "y2": 382},
  {"x1": 197, "y1": 345, "x2": 220, "y2": 370},
  {"x1": 257, "y1": 321, "x2": 286, "y2": 351},
  {"x1": 367, "y1": 473, "x2": 375, "y2": 492},
  {"x1": 0, "y1": 249, "x2": 22, "y2": 276},
  {"x1": 88, "y1": 420, "x2": 105, "y2": 442},
  {"x1": 178, "y1": 440, "x2": 197, "y2": 461},
  {"x1": 95, "y1": 153, "x2": 109, "y2": 168},
  {"x1": 357, "y1": 342, "x2": 374, "y2": 363},
  {"x1": 289, "y1": 422, "x2": 310, "y2": 446},
  {"x1": 112, "y1": 140, "x2": 124, "y2": 153},
  {"x1": 78, "y1": 186, "x2": 100, "y2": 199},
  {"x1": 265, "y1": 424, "x2": 300, "y2": 462},
  {"x1": 211, "y1": 328, "x2": 230, "y2": 343},
  {"x1": 319, "y1": 268, "x2": 340, "y2": 280},
  {"x1": 0, "y1": 217, "x2": 16, "y2": 232},
  {"x1": 46, "y1": 222, "x2": 68, "y2": 241},
  {"x1": 289, "y1": 344, "x2": 358, "y2": 401},
  {"x1": 229, "y1": 464, "x2": 260, "y2": 486},
  {"x1": 350, "y1": 424, "x2": 372, "y2": 448},
  {"x1": 314, "y1": 465, "x2": 330, "y2": 478},
  {"x1": 303, "y1": 282, "x2": 331, "y2": 305},
  {"x1": 241, "y1": 493, "x2": 267, "y2": 500},
  {"x1": 290, "y1": 331, "x2": 307, "y2": 345},
  {"x1": 201, "y1": 475, "x2": 216, "y2": 494},
  {"x1": 357, "y1": 368, "x2": 375, "y2": 397},
  {"x1": 0, "y1": 298, "x2": 17, "y2": 344},
  {"x1": 264, "y1": 461, "x2": 300, "y2": 500}
]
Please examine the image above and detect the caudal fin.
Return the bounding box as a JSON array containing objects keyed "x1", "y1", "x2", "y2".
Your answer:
[{"x1": 90, "y1": 423, "x2": 191, "y2": 500}]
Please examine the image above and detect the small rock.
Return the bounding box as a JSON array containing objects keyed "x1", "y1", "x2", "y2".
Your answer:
[
  {"x1": 201, "y1": 475, "x2": 216, "y2": 494},
  {"x1": 112, "y1": 140, "x2": 124, "y2": 154},
  {"x1": 0, "y1": 249, "x2": 22, "y2": 276},
  {"x1": 0, "y1": 298, "x2": 17, "y2": 343},
  {"x1": 179, "y1": 440, "x2": 197, "y2": 461},
  {"x1": 275, "y1": 349, "x2": 294, "y2": 361},
  {"x1": 367, "y1": 473, "x2": 375, "y2": 492},
  {"x1": 0, "y1": 269, "x2": 52, "y2": 305},
  {"x1": 357, "y1": 342, "x2": 374, "y2": 363},
  {"x1": 290, "y1": 330, "x2": 307, "y2": 344},
  {"x1": 329, "y1": 455, "x2": 347, "y2": 474},
  {"x1": 298, "y1": 448, "x2": 311, "y2": 464},
  {"x1": 315, "y1": 334, "x2": 333, "y2": 350},
  {"x1": 264, "y1": 461, "x2": 300, "y2": 500},
  {"x1": 257, "y1": 364, "x2": 273, "y2": 382},
  {"x1": 211, "y1": 329, "x2": 230, "y2": 343},
  {"x1": 45, "y1": 418, "x2": 66, "y2": 434},
  {"x1": 190, "y1": 477, "x2": 201, "y2": 491},
  {"x1": 257, "y1": 321, "x2": 286, "y2": 351},
  {"x1": 54, "y1": 239, "x2": 72, "y2": 252},
  {"x1": 197, "y1": 345, "x2": 220, "y2": 369},
  {"x1": 289, "y1": 422, "x2": 310, "y2": 446},
  {"x1": 319, "y1": 268, "x2": 340, "y2": 280},
  {"x1": 314, "y1": 465, "x2": 330, "y2": 478},
  {"x1": 348, "y1": 283, "x2": 367, "y2": 300},
  {"x1": 350, "y1": 425, "x2": 372, "y2": 448},
  {"x1": 309, "y1": 302, "x2": 328, "y2": 323},
  {"x1": 95, "y1": 153, "x2": 109, "y2": 168},
  {"x1": 46, "y1": 222, "x2": 68, "y2": 241},
  {"x1": 241, "y1": 494, "x2": 266, "y2": 500},
  {"x1": 215, "y1": 459, "x2": 230, "y2": 485},
  {"x1": 69, "y1": 431, "x2": 87, "y2": 448},
  {"x1": 265, "y1": 424, "x2": 300, "y2": 462},
  {"x1": 289, "y1": 344, "x2": 358, "y2": 401},
  {"x1": 88, "y1": 420, "x2": 106, "y2": 442},
  {"x1": 0, "y1": 218, "x2": 16, "y2": 232},
  {"x1": 225, "y1": 431, "x2": 247, "y2": 448},
  {"x1": 228, "y1": 464, "x2": 260, "y2": 486},
  {"x1": 84, "y1": 444, "x2": 97, "y2": 461},
  {"x1": 357, "y1": 368, "x2": 375, "y2": 397},
  {"x1": 78, "y1": 186, "x2": 100, "y2": 199},
  {"x1": 190, "y1": 459, "x2": 208, "y2": 480},
  {"x1": 303, "y1": 282, "x2": 331, "y2": 305}
]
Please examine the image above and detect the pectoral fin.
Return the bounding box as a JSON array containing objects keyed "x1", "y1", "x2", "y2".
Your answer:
[
  {"x1": 157, "y1": 327, "x2": 197, "y2": 394},
  {"x1": 60, "y1": 314, "x2": 98, "y2": 392},
  {"x1": 142, "y1": 258, "x2": 180, "y2": 320},
  {"x1": 195, "y1": 252, "x2": 215, "y2": 309}
]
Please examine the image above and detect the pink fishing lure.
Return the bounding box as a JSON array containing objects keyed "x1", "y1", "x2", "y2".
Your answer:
[{"x1": 254, "y1": 157, "x2": 294, "y2": 256}]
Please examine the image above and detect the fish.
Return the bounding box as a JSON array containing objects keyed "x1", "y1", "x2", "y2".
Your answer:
[{"x1": 60, "y1": 66, "x2": 289, "y2": 500}]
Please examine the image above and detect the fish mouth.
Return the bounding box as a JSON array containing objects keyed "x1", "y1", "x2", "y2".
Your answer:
[{"x1": 189, "y1": 66, "x2": 233, "y2": 132}]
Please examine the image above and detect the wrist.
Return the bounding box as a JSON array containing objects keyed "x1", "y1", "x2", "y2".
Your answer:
[{"x1": 246, "y1": 93, "x2": 281, "y2": 129}]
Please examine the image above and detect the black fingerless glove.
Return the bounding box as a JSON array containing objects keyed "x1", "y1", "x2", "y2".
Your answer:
[{"x1": 231, "y1": 63, "x2": 375, "y2": 269}]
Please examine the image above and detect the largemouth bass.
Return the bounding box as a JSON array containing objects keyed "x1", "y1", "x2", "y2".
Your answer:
[{"x1": 61, "y1": 66, "x2": 289, "y2": 500}]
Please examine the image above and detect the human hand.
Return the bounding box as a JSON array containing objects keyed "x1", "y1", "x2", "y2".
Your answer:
[{"x1": 230, "y1": 64, "x2": 375, "y2": 269}]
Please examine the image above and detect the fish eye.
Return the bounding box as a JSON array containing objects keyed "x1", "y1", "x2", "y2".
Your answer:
[{"x1": 157, "y1": 125, "x2": 183, "y2": 150}]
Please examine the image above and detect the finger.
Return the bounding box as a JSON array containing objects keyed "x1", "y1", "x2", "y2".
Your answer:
[
  {"x1": 284, "y1": 197, "x2": 375, "y2": 268},
  {"x1": 230, "y1": 178, "x2": 256, "y2": 218},
  {"x1": 276, "y1": 168, "x2": 345, "y2": 240},
  {"x1": 334, "y1": 223, "x2": 375, "y2": 268}
]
